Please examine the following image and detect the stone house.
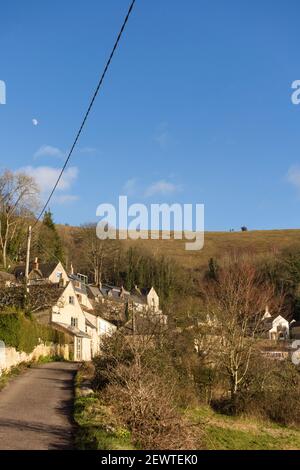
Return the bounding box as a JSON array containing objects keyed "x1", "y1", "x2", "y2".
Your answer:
[
  {"x1": 51, "y1": 281, "x2": 92, "y2": 361},
  {"x1": 14, "y1": 258, "x2": 69, "y2": 286}
]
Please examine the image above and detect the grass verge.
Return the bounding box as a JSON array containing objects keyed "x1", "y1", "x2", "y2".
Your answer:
[
  {"x1": 74, "y1": 364, "x2": 135, "y2": 450},
  {"x1": 0, "y1": 362, "x2": 29, "y2": 392},
  {"x1": 187, "y1": 406, "x2": 300, "y2": 450}
]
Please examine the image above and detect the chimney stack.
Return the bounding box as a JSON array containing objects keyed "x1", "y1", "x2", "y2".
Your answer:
[
  {"x1": 70, "y1": 263, "x2": 74, "y2": 275},
  {"x1": 34, "y1": 257, "x2": 39, "y2": 270},
  {"x1": 264, "y1": 305, "x2": 271, "y2": 319}
]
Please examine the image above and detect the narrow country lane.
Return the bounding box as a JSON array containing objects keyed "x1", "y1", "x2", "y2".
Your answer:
[{"x1": 0, "y1": 362, "x2": 78, "y2": 450}]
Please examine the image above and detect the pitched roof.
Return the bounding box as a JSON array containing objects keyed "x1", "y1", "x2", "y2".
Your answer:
[
  {"x1": 0, "y1": 284, "x2": 65, "y2": 311},
  {"x1": 14, "y1": 262, "x2": 59, "y2": 280},
  {"x1": 85, "y1": 318, "x2": 96, "y2": 329},
  {"x1": 99, "y1": 284, "x2": 131, "y2": 302},
  {"x1": 87, "y1": 285, "x2": 101, "y2": 299},
  {"x1": 51, "y1": 321, "x2": 91, "y2": 338},
  {"x1": 130, "y1": 286, "x2": 153, "y2": 305}
]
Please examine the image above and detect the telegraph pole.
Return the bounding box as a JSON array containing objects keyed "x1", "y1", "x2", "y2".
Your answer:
[{"x1": 25, "y1": 225, "x2": 32, "y2": 292}]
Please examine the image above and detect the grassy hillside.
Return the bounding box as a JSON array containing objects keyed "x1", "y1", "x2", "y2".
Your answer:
[
  {"x1": 123, "y1": 229, "x2": 300, "y2": 269},
  {"x1": 58, "y1": 226, "x2": 300, "y2": 269}
]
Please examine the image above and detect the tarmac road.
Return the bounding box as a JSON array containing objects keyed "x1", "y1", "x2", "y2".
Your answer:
[{"x1": 0, "y1": 362, "x2": 78, "y2": 450}]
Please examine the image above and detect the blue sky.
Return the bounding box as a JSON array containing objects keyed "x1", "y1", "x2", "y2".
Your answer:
[{"x1": 1, "y1": 0, "x2": 300, "y2": 230}]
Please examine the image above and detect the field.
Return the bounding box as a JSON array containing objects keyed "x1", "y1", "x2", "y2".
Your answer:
[{"x1": 58, "y1": 226, "x2": 300, "y2": 269}]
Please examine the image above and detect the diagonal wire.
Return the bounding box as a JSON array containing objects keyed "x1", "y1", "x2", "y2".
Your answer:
[{"x1": 33, "y1": 0, "x2": 137, "y2": 229}]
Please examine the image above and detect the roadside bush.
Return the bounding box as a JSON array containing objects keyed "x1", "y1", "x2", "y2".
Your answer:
[
  {"x1": 93, "y1": 334, "x2": 200, "y2": 449},
  {"x1": 0, "y1": 311, "x2": 66, "y2": 354},
  {"x1": 104, "y1": 362, "x2": 198, "y2": 450},
  {"x1": 93, "y1": 334, "x2": 134, "y2": 390}
]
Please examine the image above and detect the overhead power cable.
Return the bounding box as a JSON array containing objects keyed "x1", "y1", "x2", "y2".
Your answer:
[{"x1": 33, "y1": 0, "x2": 136, "y2": 228}]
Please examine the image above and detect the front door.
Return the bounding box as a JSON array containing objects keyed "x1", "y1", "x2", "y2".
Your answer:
[{"x1": 76, "y1": 338, "x2": 82, "y2": 361}]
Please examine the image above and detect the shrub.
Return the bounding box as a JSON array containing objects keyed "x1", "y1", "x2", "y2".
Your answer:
[
  {"x1": 104, "y1": 362, "x2": 197, "y2": 450},
  {"x1": 93, "y1": 334, "x2": 199, "y2": 450},
  {"x1": 253, "y1": 361, "x2": 300, "y2": 426},
  {"x1": 216, "y1": 356, "x2": 300, "y2": 425},
  {"x1": 0, "y1": 311, "x2": 67, "y2": 354}
]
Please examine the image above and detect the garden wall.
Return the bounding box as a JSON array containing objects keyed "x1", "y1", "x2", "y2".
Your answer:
[{"x1": 0, "y1": 342, "x2": 69, "y2": 374}]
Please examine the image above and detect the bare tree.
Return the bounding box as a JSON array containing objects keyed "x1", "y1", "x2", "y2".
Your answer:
[
  {"x1": 201, "y1": 257, "x2": 284, "y2": 404},
  {"x1": 80, "y1": 223, "x2": 121, "y2": 285},
  {"x1": 0, "y1": 170, "x2": 40, "y2": 268}
]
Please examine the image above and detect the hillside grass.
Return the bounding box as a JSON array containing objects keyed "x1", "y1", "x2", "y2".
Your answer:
[
  {"x1": 122, "y1": 229, "x2": 300, "y2": 269},
  {"x1": 58, "y1": 226, "x2": 300, "y2": 269}
]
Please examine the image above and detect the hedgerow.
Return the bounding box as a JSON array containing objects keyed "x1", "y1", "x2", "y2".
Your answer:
[{"x1": 0, "y1": 310, "x2": 66, "y2": 354}]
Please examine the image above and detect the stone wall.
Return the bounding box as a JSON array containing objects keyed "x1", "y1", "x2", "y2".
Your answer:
[{"x1": 0, "y1": 342, "x2": 69, "y2": 374}]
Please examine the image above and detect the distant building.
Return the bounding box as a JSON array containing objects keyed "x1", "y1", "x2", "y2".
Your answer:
[
  {"x1": 129, "y1": 286, "x2": 161, "y2": 314},
  {"x1": 261, "y1": 307, "x2": 290, "y2": 341},
  {"x1": 7, "y1": 260, "x2": 166, "y2": 360},
  {"x1": 14, "y1": 258, "x2": 68, "y2": 286}
]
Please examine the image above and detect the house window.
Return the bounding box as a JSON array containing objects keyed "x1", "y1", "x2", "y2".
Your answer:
[
  {"x1": 71, "y1": 317, "x2": 78, "y2": 328},
  {"x1": 69, "y1": 296, "x2": 75, "y2": 305}
]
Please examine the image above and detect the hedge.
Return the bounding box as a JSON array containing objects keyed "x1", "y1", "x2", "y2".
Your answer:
[{"x1": 0, "y1": 311, "x2": 67, "y2": 354}]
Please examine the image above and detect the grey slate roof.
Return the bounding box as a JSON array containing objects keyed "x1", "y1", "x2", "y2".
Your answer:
[
  {"x1": 14, "y1": 262, "x2": 59, "y2": 280},
  {"x1": 87, "y1": 285, "x2": 101, "y2": 299}
]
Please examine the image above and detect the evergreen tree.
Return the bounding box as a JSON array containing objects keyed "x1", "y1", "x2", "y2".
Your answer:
[{"x1": 37, "y1": 209, "x2": 64, "y2": 263}]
